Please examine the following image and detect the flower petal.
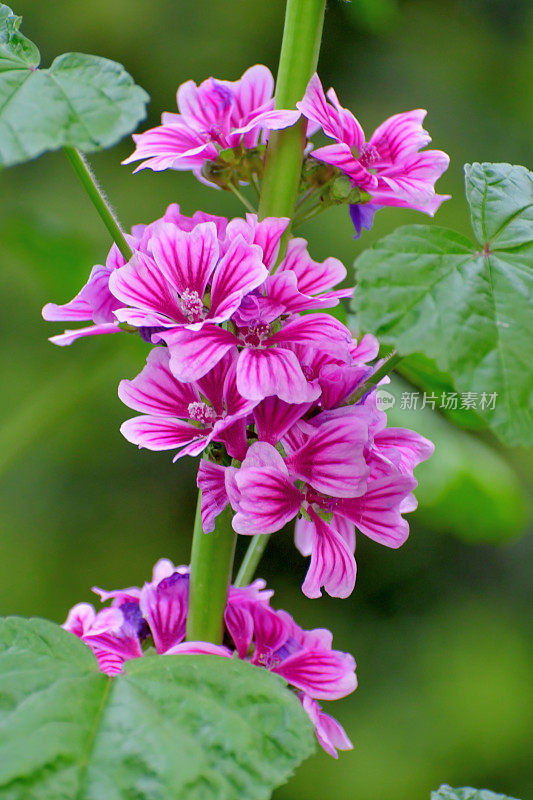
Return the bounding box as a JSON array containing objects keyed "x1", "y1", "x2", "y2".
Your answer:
[
  {"x1": 150, "y1": 221, "x2": 219, "y2": 298},
  {"x1": 300, "y1": 510, "x2": 357, "y2": 600}
]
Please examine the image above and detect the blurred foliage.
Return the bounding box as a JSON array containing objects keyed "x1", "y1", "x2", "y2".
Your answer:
[{"x1": 0, "y1": 1, "x2": 531, "y2": 799}]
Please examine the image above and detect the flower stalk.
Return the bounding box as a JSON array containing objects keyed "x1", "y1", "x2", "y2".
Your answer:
[
  {"x1": 63, "y1": 146, "x2": 133, "y2": 262},
  {"x1": 258, "y1": 0, "x2": 326, "y2": 227},
  {"x1": 186, "y1": 493, "x2": 236, "y2": 643},
  {"x1": 186, "y1": 0, "x2": 327, "y2": 641}
]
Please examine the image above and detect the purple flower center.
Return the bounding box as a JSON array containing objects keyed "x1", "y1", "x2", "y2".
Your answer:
[
  {"x1": 359, "y1": 143, "x2": 380, "y2": 169},
  {"x1": 242, "y1": 323, "x2": 271, "y2": 348},
  {"x1": 188, "y1": 401, "x2": 217, "y2": 425},
  {"x1": 180, "y1": 288, "x2": 205, "y2": 322}
]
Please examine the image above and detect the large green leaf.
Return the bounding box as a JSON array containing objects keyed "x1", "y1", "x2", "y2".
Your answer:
[
  {"x1": 353, "y1": 162, "x2": 533, "y2": 446},
  {"x1": 0, "y1": 5, "x2": 149, "y2": 167},
  {"x1": 0, "y1": 616, "x2": 315, "y2": 800},
  {"x1": 431, "y1": 786, "x2": 520, "y2": 800}
]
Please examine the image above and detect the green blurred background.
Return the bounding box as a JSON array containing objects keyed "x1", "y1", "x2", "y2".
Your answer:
[{"x1": 1, "y1": 0, "x2": 532, "y2": 797}]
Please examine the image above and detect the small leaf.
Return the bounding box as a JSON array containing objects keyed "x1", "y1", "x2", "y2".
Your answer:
[
  {"x1": 431, "y1": 785, "x2": 520, "y2": 800},
  {"x1": 353, "y1": 162, "x2": 533, "y2": 446},
  {"x1": 0, "y1": 617, "x2": 315, "y2": 800},
  {"x1": 0, "y1": 4, "x2": 149, "y2": 167}
]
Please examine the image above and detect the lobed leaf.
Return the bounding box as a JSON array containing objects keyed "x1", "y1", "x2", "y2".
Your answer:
[
  {"x1": 353, "y1": 162, "x2": 533, "y2": 445},
  {"x1": 0, "y1": 616, "x2": 315, "y2": 800},
  {"x1": 0, "y1": 4, "x2": 149, "y2": 167}
]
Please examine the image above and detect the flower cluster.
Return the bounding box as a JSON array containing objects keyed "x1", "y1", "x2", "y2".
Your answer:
[
  {"x1": 122, "y1": 66, "x2": 449, "y2": 235},
  {"x1": 45, "y1": 62, "x2": 443, "y2": 759},
  {"x1": 63, "y1": 559, "x2": 356, "y2": 758},
  {"x1": 44, "y1": 202, "x2": 433, "y2": 598}
]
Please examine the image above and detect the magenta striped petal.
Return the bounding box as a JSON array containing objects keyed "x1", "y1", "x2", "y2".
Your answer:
[
  {"x1": 233, "y1": 64, "x2": 274, "y2": 118},
  {"x1": 139, "y1": 573, "x2": 188, "y2": 654},
  {"x1": 232, "y1": 108, "x2": 300, "y2": 137},
  {"x1": 325, "y1": 86, "x2": 365, "y2": 150},
  {"x1": 251, "y1": 215, "x2": 290, "y2": 269},
  {"x1": 197, "y1": 460, "x2": 229, "y2": 533},
  {"x1": 373, "y1": 428, "x2": 434, "y2": 474},
  {"x1": 369, "y1": 109, "x2": 430, "y2": 164},
  {"x1": 208, "y1": 236, "x2": 267, "y2": 322},
  {"x1": 118, "y1": 347, "x2": 199, "y2": 417},
  {"x1": 151, "y1": 221, "x2": 219, "y2": 298},
  {"x1": 109, "y1": 253, "x2": 186, "y2": 327},
  {"x1": 120, "y1": 416, "x2": 207, "y2": 453},
  {"x1": 337, "y1": 474, "x2": 417, "y2": 547},
  {"x1": 236, "y1": 346, "x2": 317, "y2": 403},
  {"x1": 253, "y1": 396, "x2": 313, "y2": 446},
  {"x1": 225, "y1": 602, "x2": 254, "y2": 659},
  {"x1": 233, "y1": 466, "x2": 302, "y2": 535},
  {"x1": 301, "y1": 695, "x2": 353, "y2": 758},
  {"x1": 311, "y1": 143, "x2": 378, "y2": 190},
  {"x1": 273, "y1": 644, "x2": 357, "y2": 699},
  {"x1": 251, "y1": 604, "x2": 290, "y2": 662},
  {"x1": 164, "y1": 641, "x2": 233, "y2": 657},
  {"x1": 300, "y1": 510, "x2": 357, "y2": 600},
  {"x1": 269, "y1": 314, "x2": 352, "y2": 353},
  {"x1": 278, "y1": 238, "x2": 347, "y2": 295},
  {"x1": 286, "y1": 416, "x2": 369, "y2": 498},
  {"x1": 158, "y1": 324, "x2": 238, "y2": 382},
  {"x1": 48, "y1": 322, "x2": 121, "y2": 346}
]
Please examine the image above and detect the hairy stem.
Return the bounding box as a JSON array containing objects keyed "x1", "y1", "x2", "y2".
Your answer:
[
  {"x1": 186, "y1": 494, "x2": 236, "y2": 643},
  {"x1": 258, "y1": 0, "x2": 326, "y2": 231},
  {"x1": 63, "y1": 147, "x2": 132, "y2": 261}
]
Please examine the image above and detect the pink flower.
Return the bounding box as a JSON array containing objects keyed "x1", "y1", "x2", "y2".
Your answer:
[
  {"x1": 122, "y1": 65, "x2": 300, "y2": 180},
  {"x1": 119, "y1": 348, "x2": 256, "y2": 461},
  {"x1": 109, "y1": 221, "x2": 268, "y2": 332},
  {"x1": 224, "y1": 401, "x2": 429, "y2": 599},
  {"x1": 62, "y1": 560, "x2": 356, "y2": 757},
  {"x1": 300, "y1": 695, "x2": 353, "y2": 759},
  {"x1": 42, "y1": 204, "x2": 229, "y2": 346},
  {"x1": 297, "y1": 74, "x2": 450, "y2": 219}
]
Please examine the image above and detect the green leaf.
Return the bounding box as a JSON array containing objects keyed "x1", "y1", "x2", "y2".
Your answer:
[
  {"x1": 0, "y1": 4, "x2": 149, "y2": 167},
  {"x1": 431, "y1": 785, "x2": 520, "y2": 800},
  {"x1": 352, "y1": 162, "x2": 533, "y2": 446},
  {"x1": 385, "y1": 377, "x2": 529, "y2": 544},
  {"x1": 0, "y1": 616, "x2": 315, "y2": 800}
]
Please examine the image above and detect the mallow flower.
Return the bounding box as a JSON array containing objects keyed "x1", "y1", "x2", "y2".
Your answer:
[
  {"x1": 62, "y1": 559, "x2": 356, "y2": 757},
  {"x1": 122, "y1": 65, "x2": 300, "y2": 182},
  {"x1": 297, "y1": 74, "x2": 450, "y2": 234}
]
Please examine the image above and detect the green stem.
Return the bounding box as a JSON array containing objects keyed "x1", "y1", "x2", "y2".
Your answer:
[
  {"x1": 186, "y1": 493, "x2": 236, "y2": 643},
  {"x1": 63, "y1": 146, "x2": 132, "y2": 262},
  {"x1": 227, "y1": 182, "x2": 257, "y2": 213},
  {"x1": 234, "y1": 534, "x2": 271, "y2": 588},
  {"x1": 187, "y1": 0, "x2": 327, "y2": 636},
  {"x1": 231, "y1": 0, "x2": 327, "y2": 587},
  {"x1": 258, "y1": 0, "x2": 326, "y2": 230},
  {"x1": 348, "y1": 352, "x2": 403, "y2": 404}
]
